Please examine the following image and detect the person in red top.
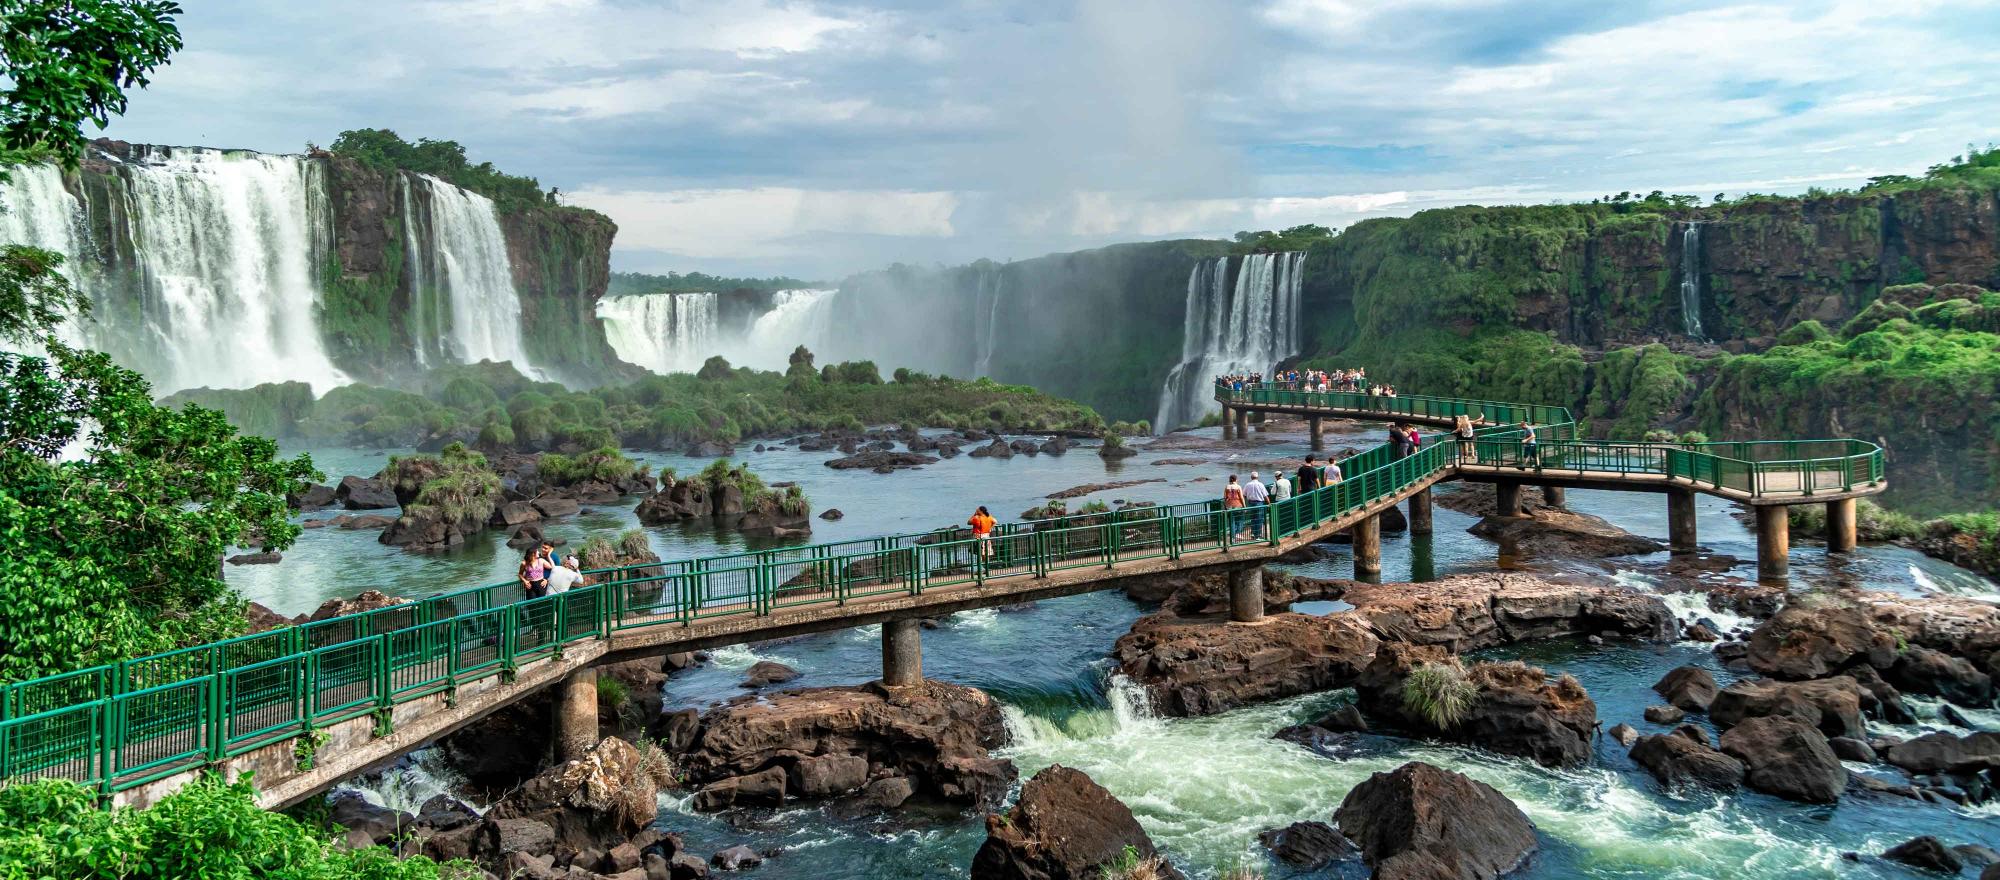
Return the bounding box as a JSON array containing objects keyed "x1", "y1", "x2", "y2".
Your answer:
[{"x1": 968, "y1": 505, "x2": 997, "y2": 569}]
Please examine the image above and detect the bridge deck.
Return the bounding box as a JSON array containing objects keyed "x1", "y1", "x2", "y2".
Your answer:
[{"x1": 0, "y1": 384, "x2": 1885, "y2": 808}]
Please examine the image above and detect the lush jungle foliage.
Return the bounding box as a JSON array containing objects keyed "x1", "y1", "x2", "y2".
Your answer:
[
  {"x1": 167, "y1": 349, "x2": 1105, "y2": 453},
  {"x1": 324, "y1": 128, "x2": 561, "y2": 214},
  {"x1": 0, "y1": 775, "x2": 472, "y2": 879},
  {"x1": 0, "y1": 342, "x2": 317, "y2": 682}
]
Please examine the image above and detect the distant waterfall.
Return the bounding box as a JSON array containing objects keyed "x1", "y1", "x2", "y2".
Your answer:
[
  {"x1": 1153, "y1": 251, "x2": 1306, "y2": 432},
  {"x1": 742, "y1": 289, "x2": 835, "y2": 369},
  {"x1": 596, "y1": 292, "x2": 719, "y2": 374},
  {"x1": 407, "y1": 174, "x2": 537, "y2": 372},
  {"x1": 972, "y1": 269, "x2": 1005, "y2": 377},
  {"x1": 1679, "y1": 222, "x2": 1706, "y2": 340},
  {"x1": 0, "y1": 147, "x2": 351, "y2": 393}
]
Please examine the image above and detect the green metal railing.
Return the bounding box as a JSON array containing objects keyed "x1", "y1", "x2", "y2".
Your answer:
[{"x1": 0, "y1": 383, "x2": 1885, "y2": 798}]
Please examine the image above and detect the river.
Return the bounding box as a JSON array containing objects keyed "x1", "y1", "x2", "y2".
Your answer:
[{"x1": 233, "y1": 420, "x2": 2000, "y2": 879}]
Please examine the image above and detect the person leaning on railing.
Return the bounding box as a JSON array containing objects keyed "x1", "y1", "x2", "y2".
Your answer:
[{"x1": 1453, "y1": 413, "x2": 1486, "y2": 461}]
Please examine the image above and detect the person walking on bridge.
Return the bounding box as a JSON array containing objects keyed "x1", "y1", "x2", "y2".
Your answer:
[
  {"x1": 1224, "y1": 475, "x2": 1247, "y2": 537},
  {"x1": 1297, "y1": 455, "x2": 1321, "y2": 493},
  {"x1": 1243, "y1": 471, "x2": 1270, "y2": 539},
  {"x1": 968, "y1": 505, "x2": 997, "y2": 570},
  {"x1": 1520, "y1": 422, "x2": 1540, "y2": 468}
]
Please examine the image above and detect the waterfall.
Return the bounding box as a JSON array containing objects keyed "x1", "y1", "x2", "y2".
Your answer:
[
  {"x1": 972, "y1": 269, "x2": 1005, "y2": 377},
  {"x1": 742, "y1": 288, "x2": 835, "y2": 369},
  {"x1": 0, "y1": 148, "x2": 353, "y2": 394},
  {"x1": 596, "y1": 292, "x2": 719, "y2": 374},
  {"x1": 1152, "y1": 251, "x2": 1306, "y2": 432},
  {"x1": 1679, "y1": 222, "x2": 1706, "y2": 340},
  {"x1": 406, "y1": 174, "x2": 537, "y2": 372}
]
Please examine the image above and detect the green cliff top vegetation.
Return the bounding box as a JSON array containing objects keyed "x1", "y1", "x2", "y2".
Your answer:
[
  {"x1": 164, "y1": 347, "x2": 1105, "y2": 454},
  {"x1": 608, "y1": 270, "x2": 829, "y2": 295},
  {"x1": 323, "y1": 127, "x2": 599, "y2": 217}
]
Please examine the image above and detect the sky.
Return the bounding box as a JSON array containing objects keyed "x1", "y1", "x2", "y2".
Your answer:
[{"x1": 102, "y1": 0, "x2": 2000, "y2": 280}]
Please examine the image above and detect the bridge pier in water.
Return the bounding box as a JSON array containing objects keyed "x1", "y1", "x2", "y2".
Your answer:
[
  {"x1": 1827, "y1": 498, "x2": 1857, "y2": 552},
  {"x1": 1756, "y1": 506, "x2": 1790, "y2": 582},
  {"x1": 1668, "y1": 489, "x2": 1698, "y2": 552},
  {"x1": 1352, "y1": 513, "x2": 1382, "y2": 577},
  {"x1": 1542, "y1": 486, "x2": 1565, "y2": 507},
  {"x1": 555, "y1": 667, "x2": 599, "y2": 763},
  {"x1": 1229, "y1": 567, "x2": 1265, "y2": 623},
  {"x1": 1309, "y1": 416, "x2": 1324, "y2": 451},
  {"x1": 1220, "y1": 406, "x2": 1235, "y2": 439},
  {"x1": 1233, "y1": 408, "x2": 1250, "y2": 438},
  {"x1": 882, "y1": 618, "x2": 923, "y2": 687},
  {"x1": 1495, "y1": 481, "x2": 1524, "y2": 518},
  {"x1": 1408, "y1": 486, "x2": 1433, "y2": 535}
]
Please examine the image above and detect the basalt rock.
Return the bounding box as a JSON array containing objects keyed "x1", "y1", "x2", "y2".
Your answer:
[
  {"x1": 1334, "y1": 761, "x2": 1538, "y2": 880},
  {"x1": 302, "y1": 589, "x2": 413, "y2": 622},
  {"x1": 1708, "y1": 676, "x2": 1868, "y2": 740},
  {"x1": 1630, "y1": 727, "x2": 1746, "y2": 792},
  {"x1": 1653, "y1": 665, "x2": 1720, "y2": 712},
  {"x1": 740, "y1": 660, "x2": 800, "y2": 688},
  {"x1": 1112, "y1": 609, "x2": 1381, "y2": 716},
  {"x1": 289, "y1": 482, "x2": 338, "y2": 510},
  {"x1": 1356, "y1": 645, "x2": 1597, "y2": 768},
  {"x1": 336, "y1": 475, "x2": 398, "y2": 510},
  {"x1": 1259, "y1": 821, "x2": 1354, "y2": 870},
  {"x1": 1717, "y1": 715, "x2": 1847, "y2": 804},
  {"x1": 484, "y1": 737, "x2": 671, "y2": 855},
  {"x1": 1883, "y1": 836, "x2": 1963, "y2": 874},
  {"x1": 969, "y1": 765, "x2": 1181, "y2": 880},
  {"x1": 1467, "y1": 507, "x2": 1665, "y2": 558},
  {"x1": 1886, "y1": 646, "x2": 1995, "y2": 706},
  {"x1": 683, "y1": 682, "x2": 1013, "y2": 811},
  {"x1": 226, "y1": 551, "x2": 282, "y2": 565},
  {"x1": 824, "y1": 450, "x2": 938, "y2": 471},
  {"x1": 1882, "y1": 730, "x2": 2000, "y2": 774},
  {"x1": 1745, "y1": 601, "x2": 1898, "y2": 681},
  {"x1": 969, "y1": 439, "x2": 1013, "y2": 459},
  {"x1": 1342, "y1": 574, "x2": 1675, "y2": 652}
]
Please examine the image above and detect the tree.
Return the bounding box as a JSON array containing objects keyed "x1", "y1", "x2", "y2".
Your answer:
[
  {"x1": 0, "y1": 342, "x2": 318, "y2": 681},
  {"x1": 0, "y1": 244, "x2": 87, "y2": 343},
  {"x1": 696, "y1": 355, "x2": 734, "y2": 381},
  {"x1": 0, "y1": 0, "x2": 183, "y2": 161}
]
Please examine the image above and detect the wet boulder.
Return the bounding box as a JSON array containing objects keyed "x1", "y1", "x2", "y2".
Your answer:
[
  {"x1": 1886, "y1": 646, "x2": 1994, "y2": 705},
  {"x1": 969, "y1": 439, "x2": 1014, "y2": 459},
  {"x1": 336, "y1": 475, "x2": 398, "y2": 510},
  {"x1": 290, "y1": 482, "x2": 338, "y2": 510},
  {"x1": 1334, "y1": 761, "x2": 1537, "y2": 880},
  {"x1": 1717, "y1": 716, "x2": 1846, "y2": 803},
  {"x1": 1882, "y1": 731, "x2": 2000, "y2": 774},
  {"x1": 485, "y1": 737, "x2": 672, "y2": 853},
  {"x1": 1356, "y1": 647, "x2": 1597, "y2": 769},
  {"x1": 740, "y1": 661, "x2": 801, "y2": 688},
  {"x1": 1113, "y1": 609, "x2": 1381, "y2": 717},
  {"x1": 970, "y1": 765, "x2": 1182, "y2": 880},
  {"x1": 1883, "y1": 836, "x2": 1962, "y2": 874},
  {"x1": 1708, "y1": 677, "x2": 1867, "y2": 740},
  {"x1": 1745, "y1": 602, "x2": 1896, "y2": 681},
  {"x1": 1652, "y1": 665, "x2": 1720, "y2": 712},
  {"x1": 1259, "y1": 821, "x2": 1354, "y2": 869},
  {"x1": 1629, "y1": 728, "x2": 1746, "y2": 792}
]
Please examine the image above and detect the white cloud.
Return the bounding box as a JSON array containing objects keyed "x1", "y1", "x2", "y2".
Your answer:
[{"x1": 565, "y1": 186, "x2": 958, "y2": 258}]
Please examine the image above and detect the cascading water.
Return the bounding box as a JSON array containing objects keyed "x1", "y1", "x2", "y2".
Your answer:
[
  {"x1": 972, "y1": 269, "x2": 1005, "y2": 378},
  {"x1": 596, "y1": 292, "x2": 719, "y2": 374},
  {"x1": 742, "y1": 288, "x2": 835, "y2": 369},
  {"x1": 1, "y1": 148, "x2": 352, "y2": 393},
  {"x1": 1153, "y1": 251, "x2": 1305, "y2": 432},
  {"x1": 407, "y1": 174, "x2": 538, "y2": 372},
  {"x1": 1679, "y1": 222, "x2": 1706, "y2": 340}
]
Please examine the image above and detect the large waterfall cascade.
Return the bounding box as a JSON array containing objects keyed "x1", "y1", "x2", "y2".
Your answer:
[
  {"x1": 1153, "y1": 251, "x2": 1306, "y2": 432},
  {"x1": 972, "y1": 270, "x2": 1005, "y2": 378},
  {"x1": 1, "y1": 148, "x2": 352, "y2": 393},
  {"x1": 597, "y1": 288, "x2": 838, "y2": 375},
  {"x1": 0, "y1": 148, "x2": 547, "y2": 394},
  {"x1": 1678, "y1": 222, "x2": 1706, "y2": 340}
]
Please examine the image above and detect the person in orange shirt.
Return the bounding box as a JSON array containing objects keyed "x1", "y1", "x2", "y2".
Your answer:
[{"x1": 968, "y1": 505, "x2": 997, "y2": 569}]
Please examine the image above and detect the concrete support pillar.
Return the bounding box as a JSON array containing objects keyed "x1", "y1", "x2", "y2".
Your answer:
[
  {"x1": 1495, "y1": 482, "x2": 1524, "y2": 518},
  {"x1": 1541, "y1": 486, "x2": 1566, "y2": 507},
  {"x1": 1228, "y1": 567, "x2": 1265, "y2": 623},
  {"x1": 1826, "y1": 498, "x2": 1857, "y2": 553},
  {"x1": 1220, "y1": 406, "x2": 1234, "y2": 440},
  {"x1": 1353, "y1": 513, "x2": 1382, "y2": 578},
  {"x1": 1756, "y1": 505, "x2": 1790, "y2": 583},
  {"x1": 1409, "y1": 486, "x2": 1433, "y2": 535},
  {"x1": 882, "y1": 618, "x2": 923, "y2": 687},
  {"x1": 1309, "y1": 416, "x2": 1324, "y2": 451},
  {"x1": 1667, "y1": 489, "x2": 1697, "y2": 553},
  {"x1": 1252, "y1": 410, "x2": 1268, "y2": 432},
  {"x1": 555, "y1": 667, "x2": 599, "y2": 763},
  {"x1": 1234, "y1": 408, "x2": 1250, "y2": 438}
]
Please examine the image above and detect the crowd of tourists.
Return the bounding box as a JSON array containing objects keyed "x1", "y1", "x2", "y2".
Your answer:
[
  {"x1": 518, "y1": 541, "x2": 583, "y2": 598},
  {"x1": 1221, "y1": 453, "x2": 1347, "y2": 539},
  {"x1": 1215, "y1": 369, "x2": 1402, "y2": 399}
]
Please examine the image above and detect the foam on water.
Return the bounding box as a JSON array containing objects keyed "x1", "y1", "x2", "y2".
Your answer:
[{"x1": 341, "y1": 748, "x2": 480, "y2": 815}]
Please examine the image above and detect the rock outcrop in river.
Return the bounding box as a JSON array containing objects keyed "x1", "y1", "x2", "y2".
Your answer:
[
  {"x1": 970, "y1": 765, "x2": 1182, "y2": 880},
  {"x1": 1334, "y1": 761, "x2": 1538, "y2": 880}
]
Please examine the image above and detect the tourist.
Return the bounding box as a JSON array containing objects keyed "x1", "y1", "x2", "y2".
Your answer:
[
  {"x1": 1407, "y1": 424, "x2": 1423, "y2": 455},
  {"x1": 1389, "y1": 423, "x2": 1410, "y2": 460},
  {"x1": 1296, "y1": 455, "x2": 1320, "y2": 493},
  {"x1": 1273, "y1": 469, "x2": 1292, "y2": 503},
  {"x1": 968, "y1": 505, "x2": 997, "y2": 568},
  {"x1": 1520, "y1": 422, "x2": 1539, "y2": 467},
  {"x1": 546, "y1": 556, "x2": 583, "y2": 594},
  {"x1": 1453, "y1": 413, "x2": 1485, "y2": 461},
  {"x1": 540, "y1": 540, "x2": 562, "y2": 569},
  {"x1": 1224, "y1": 474, "x2": 1247, "y2": 536},
  {"x1": 1243, "y1": 471, "x2": 1269, "y2": 539},
  {"x1": 519, "y1": 546, "x2": 551, "y2": 599},
  {"x1": 1325, "y1": 455, "x2": 1343, "y2": 485}
]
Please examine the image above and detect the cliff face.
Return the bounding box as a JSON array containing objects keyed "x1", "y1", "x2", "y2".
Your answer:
[
  {"x1": 1302, "y1": 185, "x2": 2000, "y2": 352},
  {"x1": 498, "y1": 207, "x2": 623, "y2": 385}
]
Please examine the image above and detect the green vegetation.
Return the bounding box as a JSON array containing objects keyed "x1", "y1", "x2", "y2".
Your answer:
[
  {"x1": 326, "y1": 128, "x2": 559, "y2": 214},
  {"x1": 1402, "y1": 661, "x2": 1477, "y2": 728},
  {"x1": 385, "y1": 442, "x2": 502, "y2": 527},
  {"x1": 0, "y1": 342, "x2": 316, "y2": 681},
  {"x1": 0, "y1": 775, "x2": 471, "y2": 878},
  {"x1": 539, "y1": 446, "x2": 642, "y2": 486},
  {"x1": 0, "y1": 0, "x2": 182, "y2": 162},
  {"x1": 1231, "y1": 223, "x2": 1336, "y2": 254},
  {"x1": 178, "y1": 353, "x2": 1104, "y2": 452},
  {"x1": 596, "y1": 676, "x2": 628, "y2": 708},
  {"x1": 608, "y1": 270, "x2": 826, "y2": 295}
]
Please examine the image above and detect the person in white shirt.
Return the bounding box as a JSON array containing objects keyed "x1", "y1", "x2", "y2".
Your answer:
[
  {"x1": 1325, "y1": 458, "x2": 1343, "y2": 485},
  {"x1": 1242, "y1": 472, "x2": 1269, "y2": 538},
  {"x1": 1272, "y1": 472, "x2": 1292, "y2": 502},
  {"x1": 546, "y1": 557, "x2": 583, "y2": 594}
]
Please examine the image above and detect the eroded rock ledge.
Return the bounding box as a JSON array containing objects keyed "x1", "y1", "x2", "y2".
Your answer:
[{"x1": 1114, "y1": 572, "x2": 1674, "y2": 718}]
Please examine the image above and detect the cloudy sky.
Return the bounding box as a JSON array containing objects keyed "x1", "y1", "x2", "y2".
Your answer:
[{"x1": 103, "y1": 0, "x2": 2000, "y2": 279}]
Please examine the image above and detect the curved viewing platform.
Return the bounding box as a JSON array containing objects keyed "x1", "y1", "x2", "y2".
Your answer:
[{"x1": 0, "y1": 383, "x2": 1887, "y2": 813}]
